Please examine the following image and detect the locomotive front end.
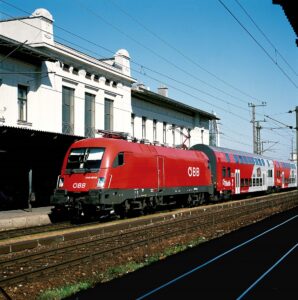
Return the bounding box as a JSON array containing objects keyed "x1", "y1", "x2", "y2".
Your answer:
[{"x1": 51, "y1": 145, "x2": 112, "y2": 220}]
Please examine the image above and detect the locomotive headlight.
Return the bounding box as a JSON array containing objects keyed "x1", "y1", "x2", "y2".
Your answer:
[
  {"x1": 97, "y1": 177, "x2": 105, "y2": 188},
  {"x1": 58, "y1": 176, "x2": 64, "y2": 188}
]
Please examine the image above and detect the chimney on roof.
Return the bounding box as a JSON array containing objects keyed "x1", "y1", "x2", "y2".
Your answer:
[
  {"x1": 136, "y1": 83, "x2": 146, "y2": 90},
  {"x1": 136, "y1": 83, "x2": 150, "y2": 91},
  {"x1": 158, "y1": 85, "x2": 168, "y2": 97}
]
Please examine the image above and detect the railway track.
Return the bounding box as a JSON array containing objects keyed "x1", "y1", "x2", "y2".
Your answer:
[
  {"x1": 0, "y1": 189, "x2": 293, "y2": 243},
  {"x1": 0, "y1": 190, "x2": 297, "y2": 288},
  {"x1": 0, "y1": 222, "x2": 74, "y2": 241}
]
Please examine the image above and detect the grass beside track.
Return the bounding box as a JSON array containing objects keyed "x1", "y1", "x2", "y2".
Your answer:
[{"x1": 37, "y1": 236, "x2": 206, "y2": 300}]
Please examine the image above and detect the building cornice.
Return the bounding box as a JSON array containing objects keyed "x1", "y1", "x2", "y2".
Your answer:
[
  {"x1": 29, "y1": 41, "x2": 136, "y2": 84},
  {"x1": 0, "y1": 34, "x2": 56, "y2": 63},
  {"x1": 132, "y1": 87, "x2": 219, "y2": 120}
]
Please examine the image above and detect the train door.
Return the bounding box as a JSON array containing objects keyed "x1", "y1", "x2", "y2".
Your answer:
[
  {"x1": 281, "y1": 172, "x2": 285, "y2": 189},
  {"x1": 235, "y1": 169, "x2": 240, "y2": 194},
  {"x1": 157, "y1": 156, "x2": 165, "y2": 191},
  {"x1": 262, "y1": 171, "x2": 267, "y2": 191}
]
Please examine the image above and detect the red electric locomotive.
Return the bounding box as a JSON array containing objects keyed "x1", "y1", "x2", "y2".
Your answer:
[{"x1": 51, "y1": 135, "x2": 213, "y2": 219}]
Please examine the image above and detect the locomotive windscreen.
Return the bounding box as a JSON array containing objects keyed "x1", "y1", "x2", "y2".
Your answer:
[{"x1": 65, "y1": 147, "x2": 105, "y2": 173}]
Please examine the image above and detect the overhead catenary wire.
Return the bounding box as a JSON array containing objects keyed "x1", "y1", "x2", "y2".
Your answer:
[
  {"x1": 75, "y1": 0, "x2": 262, "y2": 107},
  {"x1": 218, "y1": 0, "x2": 298, "y2": 89},
  {"x1": 107, "y1": 0, "x2": 260, "y2": 103},
  {"x1": 234, "y1": 0, "x2": 298, "y2": 77}
]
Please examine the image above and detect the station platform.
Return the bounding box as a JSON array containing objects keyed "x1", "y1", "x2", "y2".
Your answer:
[{"x1": 0, "y1": 206, "x2": 53, "y2": 231}]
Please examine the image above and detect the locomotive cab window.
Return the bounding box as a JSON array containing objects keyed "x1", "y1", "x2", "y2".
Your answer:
[
  {"x1": 113, "y1": 152, "x2": 124, "y2": 167},
  {"x1": 66, "y1": 147, "x2": 104, "y2": 173}
]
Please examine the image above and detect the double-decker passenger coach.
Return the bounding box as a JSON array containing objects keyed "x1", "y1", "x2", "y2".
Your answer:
[{"x1": 190, "y1": 145, "x2": 297, "y2": 200}]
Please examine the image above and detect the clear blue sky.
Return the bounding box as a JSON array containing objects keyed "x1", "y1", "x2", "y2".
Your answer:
[{"x1": 1, "y1": 0, "x2": 297, "y2": 161}]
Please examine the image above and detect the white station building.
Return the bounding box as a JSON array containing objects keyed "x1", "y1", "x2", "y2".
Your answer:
[{"x1": 0, "y1": 8, "x2": 219, "y2": 209}]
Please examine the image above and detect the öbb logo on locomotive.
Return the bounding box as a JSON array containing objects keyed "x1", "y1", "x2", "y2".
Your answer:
[
  {"x1": 188, "y1": 166, "x2": 200, "y2": 177},
  {"x1": 72, "y1": 183, "x2": 86, "y2": 189}
]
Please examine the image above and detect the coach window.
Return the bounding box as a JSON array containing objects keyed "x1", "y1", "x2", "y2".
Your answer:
[
  {"x1": 113, "y1": 152, "x2": 124, "y2": 167},
  {"x1": 227, "y1": 167, "x2": 231, "y2": 177},
  {"x1": 253, "y1": 178, "x2": 256, "y2": 186},
  {"x1": 222, "y1": 167, "x2": 226, "y2": 178}
]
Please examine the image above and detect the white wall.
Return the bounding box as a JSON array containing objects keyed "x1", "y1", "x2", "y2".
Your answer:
[
  {"x1": 131, "y1": 96, "x2": 210, "y2": 147},
  {"x1": 0, "y1": 54, "x2": 132, "y2": 136}
]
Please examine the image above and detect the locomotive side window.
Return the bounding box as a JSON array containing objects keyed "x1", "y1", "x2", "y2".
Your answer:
[
  {"x1": 66, "y1": 147, "x2": 104, "y2": 172},
  {"x1": 113, "y1": 152, "x2": 124, "y2": 167}
]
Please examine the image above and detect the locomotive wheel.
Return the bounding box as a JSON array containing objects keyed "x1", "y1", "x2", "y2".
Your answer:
[
  {"x1": 117, "y1": 200, "x2": 130, "y2": 218},
  {"x1": 146, "y1": 197, "x2": 157, "y2": 212},
  {"x1": 186, "y1": 194, "x2": 193, "y2": 207}
]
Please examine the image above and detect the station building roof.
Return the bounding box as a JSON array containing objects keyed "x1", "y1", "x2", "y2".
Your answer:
[
  {"x1": 0, "y1": 34, "x2": 57, "y2": 64},
  {"x1": 132, "y1": 87, "x2": 219, "y2": 120}
]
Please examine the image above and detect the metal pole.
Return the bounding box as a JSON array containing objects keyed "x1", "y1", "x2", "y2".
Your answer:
[
  {"x1": 248, "y1": 103, "x2": 256, "y2": 154},
  {"x1": 252, "y1": 106, "x2": 256, "y2": 153},
  {"x1": 256, "y1": 121, "x2": 261, "y2": 155},
  {"x1": 249, "y1": 102, "x2": 267, "y2": 154},
  {"x1": 296, "y1": 106, "x2": 298, "y2": 178},
  {"x1": 28, "y1": 169, "x2": 32, "y2": 212}
]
